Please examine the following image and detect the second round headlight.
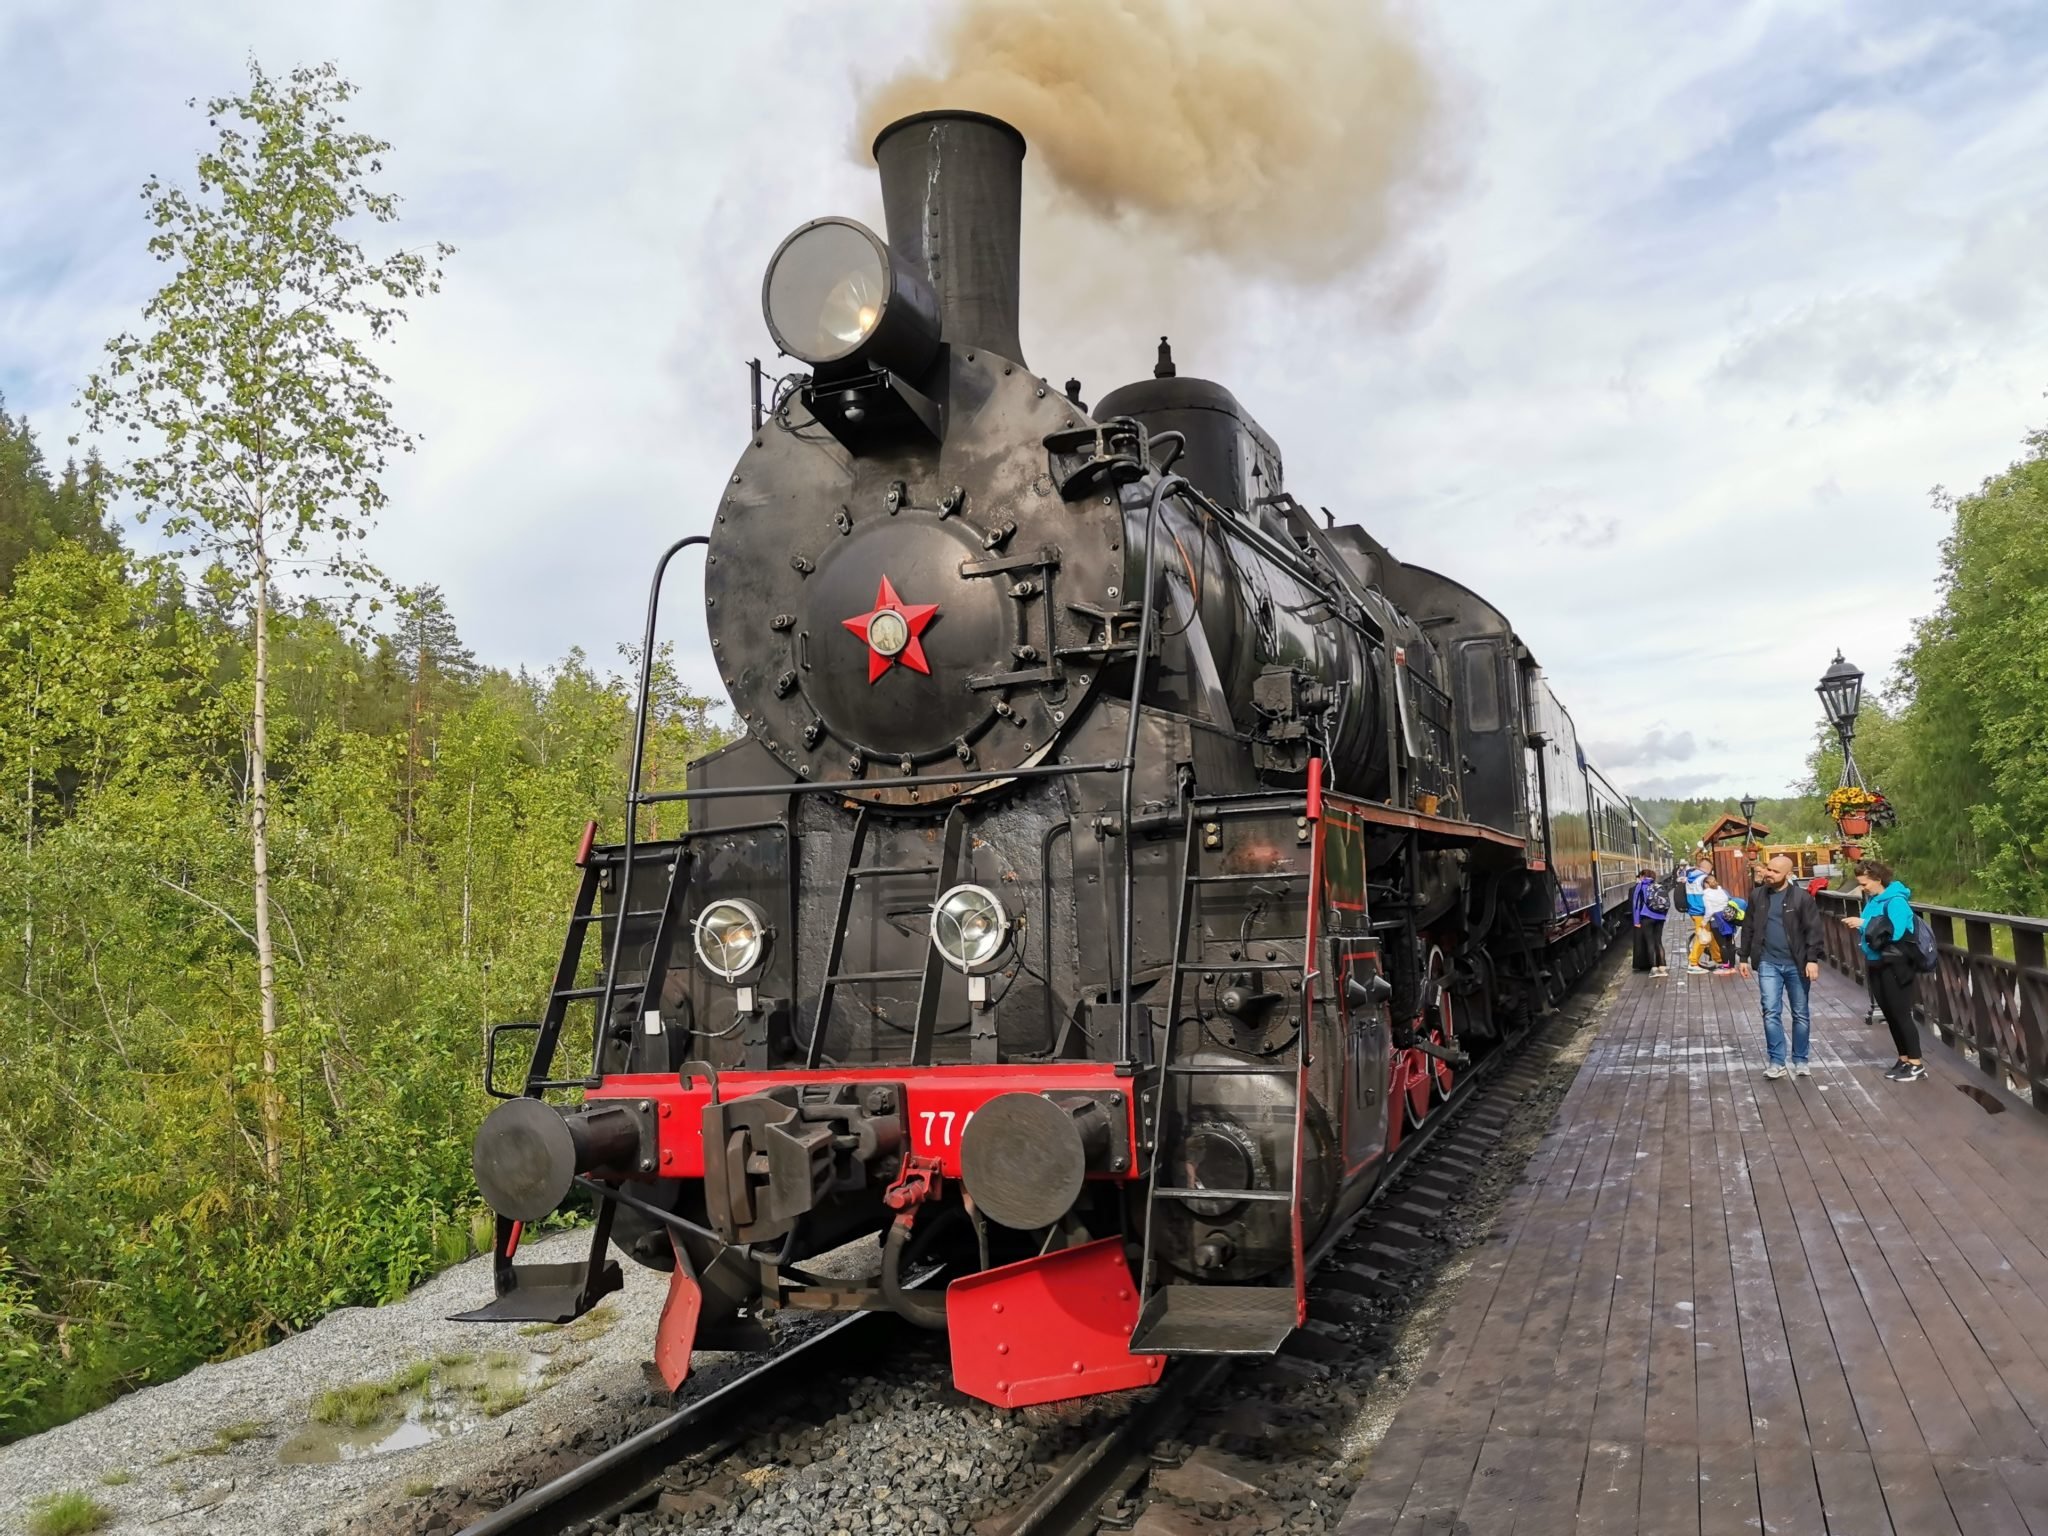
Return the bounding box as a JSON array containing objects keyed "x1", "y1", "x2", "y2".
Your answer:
[
  {"x1": 694, "y1": 898, "x2": 769, "y2": 981},
  {"x1": 930, "y1": 884, "x2": 1010, "y2": 973}
]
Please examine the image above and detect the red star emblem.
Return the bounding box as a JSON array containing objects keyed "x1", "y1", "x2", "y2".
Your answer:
[{"x1": 841, "y1": 575, "x2": 940, "y2": 683}]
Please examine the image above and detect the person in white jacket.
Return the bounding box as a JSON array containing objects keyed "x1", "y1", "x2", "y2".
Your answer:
[{"x1": 1689, "y1": 876, "x2": 1731, "y2": 972}]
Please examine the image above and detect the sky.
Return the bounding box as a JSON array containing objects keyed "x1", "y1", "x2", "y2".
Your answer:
[{"x1": 3, "y1": 0, "x2": 2046, "y2": 803}]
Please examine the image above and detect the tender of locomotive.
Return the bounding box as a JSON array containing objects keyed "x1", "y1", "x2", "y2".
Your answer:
[{"x1": 462, "y1": 110, "x2": 1673, "y2": 1407}]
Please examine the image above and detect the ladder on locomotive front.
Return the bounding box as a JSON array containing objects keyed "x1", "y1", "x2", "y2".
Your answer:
[{"x1": 1130, "y1": 790, "x2": 1314, "y2": 1355}]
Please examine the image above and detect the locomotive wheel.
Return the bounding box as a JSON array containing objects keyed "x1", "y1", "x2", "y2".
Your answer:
[{"x1": 1402, "y1": 1050, "x2": 1431, "y2": 1129}]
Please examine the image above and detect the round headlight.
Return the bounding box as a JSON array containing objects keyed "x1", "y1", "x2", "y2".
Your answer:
[
  {"x1": 761, "y1": 217, "x2": 940, "y2": 375},
  {"x1": 694, "y1": 899, "x2": 769, "y2": 982},
  {"x1": 931, "y1": 884, "x2": 1010, "y2": 973}
]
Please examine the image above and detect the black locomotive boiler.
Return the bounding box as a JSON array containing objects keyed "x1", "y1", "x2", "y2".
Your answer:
[{"x1": 462, "y1": 110, "x2": 1673, "y2": 1407}]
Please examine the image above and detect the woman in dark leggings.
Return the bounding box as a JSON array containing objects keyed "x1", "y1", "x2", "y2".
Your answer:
[
  {"x1": 1630, "y1": 868, "x2": 1668, "y2": 976},
  {"x1": 1843, "y1": 858, "x2": 1922, "y2": 1081}
]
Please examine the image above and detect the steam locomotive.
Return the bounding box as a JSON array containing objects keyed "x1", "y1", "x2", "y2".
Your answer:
[{"x1": 461, "y1": 111, "x2": 1673, "y2": 1408}]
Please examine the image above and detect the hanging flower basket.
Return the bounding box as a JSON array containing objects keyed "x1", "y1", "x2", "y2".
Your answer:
[
  {"x1": 1825, "y1": 785, "x2": 1895, "y2": 838},
  {"x1": 1825, "y1": 785, "x2": 1876, "y2": 819}
]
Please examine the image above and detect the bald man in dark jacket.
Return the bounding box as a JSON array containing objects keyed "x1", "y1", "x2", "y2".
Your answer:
[{"x1": 1737, "y1": 853, "x2": 1825, "y2": 1077}]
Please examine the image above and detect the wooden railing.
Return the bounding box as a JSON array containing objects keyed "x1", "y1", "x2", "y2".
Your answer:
[{"x1": 1815, "y1": 890, "x2": 2048, "y2": 1111}]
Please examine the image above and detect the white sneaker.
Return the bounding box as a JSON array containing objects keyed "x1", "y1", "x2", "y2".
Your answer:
[
  {"x1": 1687, "y1": 964, "x2": 1709, "y2": 974},
  {"x1": 1793, "y1": 1064, "x2": 1812, "y2": 1078},
  {"x1": 1763, "y1": 1065, "x2": 1788, "y2": 1080}
]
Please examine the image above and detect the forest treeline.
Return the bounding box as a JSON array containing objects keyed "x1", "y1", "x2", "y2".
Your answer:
[
  {"x1": 1643, "y1": 420, "x2": 2048, "y2": 916},
  {"x1": 0, "y1": 404, "x2": 724, "y2": 1435}
]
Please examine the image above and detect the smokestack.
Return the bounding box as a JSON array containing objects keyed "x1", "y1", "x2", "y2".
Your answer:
[{"x1": 872, "y1": 110, "x2": 1027, "y2": 367}]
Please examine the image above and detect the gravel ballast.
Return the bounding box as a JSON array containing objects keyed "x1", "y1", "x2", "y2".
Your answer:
[{"x1": 0, "y1": 1229, "x2": 681, "y2": 1536}]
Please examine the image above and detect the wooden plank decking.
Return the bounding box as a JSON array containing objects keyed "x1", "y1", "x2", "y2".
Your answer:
[{"x1": 1339, "y1": 942, "x2": 2048, "y2": 1535}]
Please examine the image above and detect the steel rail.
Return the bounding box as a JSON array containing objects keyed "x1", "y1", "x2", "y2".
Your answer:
[{"x1": 453, "y1": 1311, "x2": 900, "y2": 1536}]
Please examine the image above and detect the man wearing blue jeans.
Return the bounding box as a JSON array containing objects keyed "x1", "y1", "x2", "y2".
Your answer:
[{"x1": 1737, "y1": 853, "x2": 1825, "y2": 1081}]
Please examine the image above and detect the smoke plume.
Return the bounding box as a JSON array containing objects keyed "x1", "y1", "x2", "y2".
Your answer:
[{"x1": 859, "y1": 0, "x2": 1451, "y2": 284}]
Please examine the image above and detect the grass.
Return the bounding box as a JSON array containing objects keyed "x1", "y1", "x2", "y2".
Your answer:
[
  {"x1": 385, "y1": 1360, "x2": 434, "y2": 1393},
  {"x1": 515, "y1": 1321, "x2": 557, "y2": 1337},
  {"x1": 97, "y1": 1470, "x2": 132, "y2": 1487},
  {"x1": 310, "y1": 1361, "x2": 441, "y2": 1427},
  {"x1": 476, "y1": 1383, "x2": 531, "y2": 1418},
  {"x1": 540, "y1": 1350, "x2": 589, "y2": 1381},
  {"x1": 310, "y1": 1381, "x2": 394, "y2": 1429},
  {"x1": 189, "y1": 1418, "x2": 269, "y2": 1455},
  {"x1": 564, "y1": 1303, "x2": 619, "y2": 1343},
  {"x1": 434, "y1": 1350, "x2": 476, "y2": 1368},
  {"x1": 404, "y1": 1479, "x2": 436, "y2": 1498},
  {"x1": 26, "y1": 1492, "x2": 111, "y2": 1536}
]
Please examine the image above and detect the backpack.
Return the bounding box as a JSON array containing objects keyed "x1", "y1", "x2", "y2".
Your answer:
[
  {"x1": 1643, "y1": 882, "x2": 1669, "y2": 916},
  {"x1": 1908, "y1": 913, "x2": 1939, "y2": 974}
]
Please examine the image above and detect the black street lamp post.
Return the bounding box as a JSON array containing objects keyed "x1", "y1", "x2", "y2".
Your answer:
[
  {"x1": 1740, "y1": 792, "x2": 1757, "y2": 852},
  {"x1": 1817, "y1": 652, "x2": 1865, "y2": 787},
  {"x1": 1818, "y1": 653, "x2": 1876, "y2": 1022}
]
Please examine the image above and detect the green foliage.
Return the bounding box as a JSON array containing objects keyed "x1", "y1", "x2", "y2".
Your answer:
[
  {"x1": 0, "y1": 403, "x2": 119, "y2": 596},
  {"x1": 1643, "y1": 417, "x2": 2048, "y2": 917},
  {"x1": 1637, "y1": 794, "x2": 1836, "y2": 859},
  {"x1": 77, "y1": 59, "x2": 448, "y2": 602},
  {"x1": 1787, "y1": 422, "x2": 2048, "y2": 914},
  {"x1": 77, "y1": 57, "x2": 455, "y2": 1187},
  {"x1": 0, "y1": 414, "x2": 727, "y2": 1440},
  {"x1": 25, "y1": 1491, "x2": 111, "y2": 1536}
]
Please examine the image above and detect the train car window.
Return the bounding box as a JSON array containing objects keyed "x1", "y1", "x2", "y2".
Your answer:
[{"x1": 1462, "y1": 641, "x2": 1502, "y2": 733}]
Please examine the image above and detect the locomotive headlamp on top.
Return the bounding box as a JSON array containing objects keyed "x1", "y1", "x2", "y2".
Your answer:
[
  {"x1": 930, "y1": 883, "x2": 1010, "y2": 974},
  {"x1": 693, "y1": 898, "x2": 770, "y2": 982},
  {"x1": 761, "y1": 217, "x2": 941, "y2": 378}
]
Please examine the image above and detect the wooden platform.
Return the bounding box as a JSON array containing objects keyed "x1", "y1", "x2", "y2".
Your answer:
[{"x1": 1339, "y1": 944, "x2": 2048, "y2": 1535}]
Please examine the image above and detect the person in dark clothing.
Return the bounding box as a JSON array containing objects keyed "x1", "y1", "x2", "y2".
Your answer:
[
  {"x1": 1664, "y1": 866, "x2": 1690, "y2": 969},
  {"x1": 1737, "y1": 853, "x2": 1824, "y2": 1079},
  {"x1": 1630, "y1": 868, "x2": 1668, "y2": 976},
  {"x1": 1843, "y1": 858, "x2": 1923, "y2": 1081}
]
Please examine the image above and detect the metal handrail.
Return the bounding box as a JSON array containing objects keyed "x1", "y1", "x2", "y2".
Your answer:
[
  {"x1": 1815, "y1": 888, "x2": 2048, "y2": 1111},
  {"x1": 593, "y1": 534, "x2": 708, "y2": 1074},
  {"x1": 1118, "y1": 472, "x2": 1187, "y2": 1065}
]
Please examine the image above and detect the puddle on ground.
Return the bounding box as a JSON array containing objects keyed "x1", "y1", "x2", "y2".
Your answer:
[
  {"x1": 1956, "y1": 1083, "x2": 2008, "y2": 1115},
  {"x1": 278, "y1": 1351, "x2": 551, "y2": 1464}
]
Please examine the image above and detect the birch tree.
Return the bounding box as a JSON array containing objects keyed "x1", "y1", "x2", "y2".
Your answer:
[{"x1": 80, "y1": 59, "x2": 448, "y2": 1180}]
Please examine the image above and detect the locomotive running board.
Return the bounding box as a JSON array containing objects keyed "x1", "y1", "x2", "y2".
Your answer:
[{"x1": 1128, "y1": 1283, "x2": 1298, "y2": 1355}]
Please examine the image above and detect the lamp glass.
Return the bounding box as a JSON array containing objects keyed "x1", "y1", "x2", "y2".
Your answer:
[
  {"x1": 764, "y1": 221, "x2": 887, "y2": 364},
  {"x1": 1816, "y1": 652, "x2": 1865, "y2": 733},
  {"x1": 694, "y1": 899, "x2": 768, "y2": 981},
  {"x1": 931, "y1": 884, "x2": 1009, "y2": 973}
]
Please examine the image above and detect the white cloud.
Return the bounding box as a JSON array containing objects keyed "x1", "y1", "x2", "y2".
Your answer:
[{"x1": 3, "y1": 0, "x2": 2045, "y2": 800}]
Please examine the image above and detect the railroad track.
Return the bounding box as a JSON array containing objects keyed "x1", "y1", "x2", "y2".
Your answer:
[
  {"x1": 456, "y1": 958, "x2": 1619, "y2": 1536},
  {"x1": 453, "y1": 1312, "x2": 905, "y2": 1536}
]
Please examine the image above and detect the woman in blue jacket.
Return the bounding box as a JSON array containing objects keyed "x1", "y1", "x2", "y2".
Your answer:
[{"x1": 1842, "y1": 859, "x2": 1922, "y2": 1080}]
